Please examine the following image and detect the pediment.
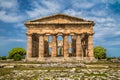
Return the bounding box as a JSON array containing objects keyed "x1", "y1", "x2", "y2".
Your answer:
[{"x1": 27, "y1": 14, "x2": 91, "y2": 23}]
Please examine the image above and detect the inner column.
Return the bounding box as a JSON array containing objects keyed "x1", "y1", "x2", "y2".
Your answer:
[
  {"x1": 63, "y1": 34, "x2": 69, "y2": 57},
  {"x1": 76, "y1": 34, "x2": 83, "y2": 57},
  {"x1": 71, "y1": 34, "x2": 76, "y2": 57},
  {"x1": 81, "y1": 33, "x2": 88, "y2": 57},
  {"x1": 44, "y1": 34, "x2": 49, "y2": 57},
  {"x1": 39, "y1": 34, "x2": 44, "y2": 58},
  {"x1": 51, "y1": 35, "x2": 57, "y2": 57}
]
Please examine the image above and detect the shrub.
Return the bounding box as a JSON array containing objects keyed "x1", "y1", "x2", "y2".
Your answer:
[
  {"x1": 94, "y1": 46, "x2": 106, "y2": 59},
  {"x1": 13, "y1": 53, "x2": 23, "y2": 61},
  {"x1": 106, "y1": 57, "x2": 111, "y2": 61},
  {"x1": 8, "y1": 47, "x2": 26, "y2": 61},
  {"x1": 0, "y1": 56, "x2": 7, "y2": 60}
]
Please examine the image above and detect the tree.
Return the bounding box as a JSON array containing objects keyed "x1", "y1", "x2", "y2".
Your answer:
[
  {"x1": 0, "y1": 56, "x2": 7, "y2": 60},
  {"x1": 13, "y1": 53, "x2": 23, "y2": 61},
  {"x1": 94, "y1": 46, "x2": 106, "y2": 59},
  {"x1": 8, "y1": 47, "x2": 26, "y2": 61}
]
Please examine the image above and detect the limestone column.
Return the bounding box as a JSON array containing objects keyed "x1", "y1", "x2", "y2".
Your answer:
[
  {"x1": 76, "y1": 35, "x2": 83, "y2": 57},
  {"x1": 51, "y1": 35, "x2": 57, "y2": 57},
  {"x1": 63, "y1": 35, "x2": 69, "y2": 57},
  {"x1": 26, "y1": 34, "x2": 32, "y2": 59},
  {"x1": 72, "y1": 35, "x2": 76, "y2": 56},
  {"x1": 88, "y1": 34, "x2": 94, "y2": 57},
  {"x1": 44, "y1": 35, "x2": 49, "y2": 57},
  {"x1": 39, "y1": 35, "x2": 44, "y2": 58}
]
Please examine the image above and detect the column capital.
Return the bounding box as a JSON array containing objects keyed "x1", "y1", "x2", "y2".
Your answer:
[
  {"x1": 87, "y1": 33, "x2": 94, "y2": 36},
  {"x1": 70, "y1": 32, "x2": 76, "y2": 36},
  {"x1": 44, "y1": 35, "x2": 48, "y2": 40},
  {"x1": 38, "y1": 34, "x2": 45, "y2": 36},
  {"x1": 26, "y1": 33, "x2": 32, "y2": 36},
  {"x1": 52, "y1": 34, "x2": 57, "y2": 36},
  {"x1": 57, "y1": 32, "x2": 63, "y2": 36},
  {"x1": 44, "y1": 33, "x2": 51, "y2": 36}
]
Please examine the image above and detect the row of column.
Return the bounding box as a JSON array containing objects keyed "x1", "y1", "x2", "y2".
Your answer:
[
  {"x1": 26, "y1": 34, "x2": 94, "y2": 59},
  {"x1": 74, "y1": 34, "x2": 94, "y2": 57}
]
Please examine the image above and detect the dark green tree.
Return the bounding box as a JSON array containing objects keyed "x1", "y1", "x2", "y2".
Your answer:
[
  {"x1": 0, "y1": 56, "x2": 7, "y2": 60},
  {"x1": 94, "y1": 46, "x2": 106, "y2": 59},
  {"x1": 8, "y1": 47, "x2": 26, "y2": 61},
  {"x1": 13, "y1": 53, "x2": 23, "y2": 61}
]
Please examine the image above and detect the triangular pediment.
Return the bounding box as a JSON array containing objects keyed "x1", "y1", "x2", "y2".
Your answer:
[{"x1": 27, "y1": 14, "x2": 91, "y2": 23}]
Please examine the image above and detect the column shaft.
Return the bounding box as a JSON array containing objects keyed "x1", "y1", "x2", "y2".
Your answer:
[
  {"x1": 39, "y1": 35, "x2": 44, "y2": 58},
  {"x1": 72, "y1": 35, "x2": 76, "y2": 56},
  {"x1": 51, "y1": 35, "x2": 57, "y2": 57},
  {"x1": 44, "y1": 35, "x2": 49, "y2": 57},
  {"x1": 26, "y1": 34, "x2": 32, "y2": 59},
  {"x1": 88, "y1": 35, "x2": 94, "y2": 57},
  {"x1": 64, "y1": 35, "x2": 69, "y2": 57},
  {"x1": 76, "y1": 35, "x2": 83, "y2": 57}
]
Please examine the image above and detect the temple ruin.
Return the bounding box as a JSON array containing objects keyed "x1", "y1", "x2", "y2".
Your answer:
[{"x1": 24, "y1": 14, "x2": 95, "y2": 62}]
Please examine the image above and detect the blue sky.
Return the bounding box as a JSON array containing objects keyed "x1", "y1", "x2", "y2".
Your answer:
[{"x1": 0, "y1": 0, "x2": 120, "y2": 57}]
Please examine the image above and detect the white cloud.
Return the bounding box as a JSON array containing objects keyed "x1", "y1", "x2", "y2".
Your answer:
[
  {"x1": 0, "y1": 0, "x2": 25, "y2": 23},
  {"x1": 8, "y1": 39, "x2": 25, "y2": 42},
  {"x1": 0, "y1": 36, "x2": 25, "y2": 43},
  {"x1": 94, "y1": 23, "x2": 120, "y2": 39},
  {"x1": 0, "y1": 11, "x2": 24, "y2": 23},
  {"x1": 63, "y1": 9, "x2": 83, "y2": 16},
  {"x1": 14, "y1": 23, "x2": 26, "y2": 30},
  {"x1": 114, "y1": 31, "x2": 120, "y2": 35},
  {"x1": 26, "y1": 0, "x2": 62, "y2": 18},
  {"x1": 72, "y1": 0, "x2": 95, "y2": 9},
  {"x1": 62, "y1": 7, "x2": 120, "y2": 47},
  {"x1": 86, "y1": 16, "x2": 114, "y2": 23},
  {"x1": 0, "y1": 36, "x2": 25, "y2": 50},
  {"x1": 91, "y1": 9, "x2": 108, "y2": 17},
  {"x1": 0, "y1": 0, "x2": 18, "y2": 9}
]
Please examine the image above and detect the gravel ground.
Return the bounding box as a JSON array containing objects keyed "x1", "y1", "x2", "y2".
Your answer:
[{"x1": 0, "y1": 68, "x2": 120, "y2": 80}]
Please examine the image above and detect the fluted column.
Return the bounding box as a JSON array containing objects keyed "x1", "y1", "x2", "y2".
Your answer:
[
  {"x1": 26, "y1": 34, "x2": 32, "y2": 59},
  {"x1": 39, "y1": 35, "x2": 44, "y2": 58},
  {"x1": 88, "y1": 34, "x2": 94, "y2": 57},
  {"x1": 72, "y1": 35, "x2": 76, "y2": 56},
  {"x1": 76, "y1": 35, "x2": 83, "y2": 57},
  {"x1": 44, "y1": 35, "x2": 49, "y2": 57},
  {"x1": 63, "y1": 35, "x2": 69, "y2": 57},
  {"x1": 51, "y1": 35, "x2": 57, "y2": 57}
]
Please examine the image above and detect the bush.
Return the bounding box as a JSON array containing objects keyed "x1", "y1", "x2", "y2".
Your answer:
[
  {"x1": 8, "y1": 47, "x2": 26, "y2": 61},
  {"x1": 94, "y1": 46, "x2": 106, "y2": 59},
  {"x1": 106, "y1": 57, "x2": 111, "y2": 61},
  {"x1": 13, "y1": 53, "x2": 23, "y2": 61},
  {"x1": 0, "y1": 56, "x2": 7, "y2": 60}
]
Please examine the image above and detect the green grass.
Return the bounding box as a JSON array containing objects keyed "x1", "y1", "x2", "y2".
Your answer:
[
  {"x1": 0, "y1": 68, "x2": 12, "y2": 76},
  {"x1": 84, "y1": 73, "x2": 107, "y2": 77}
]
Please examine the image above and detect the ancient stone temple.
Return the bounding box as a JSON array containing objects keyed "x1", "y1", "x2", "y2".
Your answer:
[{"x1": 24, "y1": 14, "x2": 95, "y2": 62}]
